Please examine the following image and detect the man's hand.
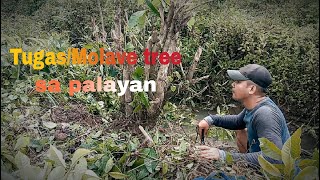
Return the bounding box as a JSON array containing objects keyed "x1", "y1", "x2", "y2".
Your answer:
[
  {"x1": 198, "y1": 120, "x2": 209, "y2": 136},
  {"x1": 195, "y1": 145, "x2": 220, "y2": 160}
]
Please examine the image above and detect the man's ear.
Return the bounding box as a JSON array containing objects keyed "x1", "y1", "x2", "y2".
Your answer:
[{"x1": 248, "y1": 85, "x2": 256, "y2": 95}]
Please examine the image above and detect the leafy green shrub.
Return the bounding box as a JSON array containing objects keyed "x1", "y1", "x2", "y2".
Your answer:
[
  {"x1": 258, "y1": 127, "x2": 319, "y2": 179},
  {"x1": 1, "y1": 125, "x2": 196, "y2": 179},
  {"x1": 2, "y1": 145, "x2": 99, "y2": 180}
]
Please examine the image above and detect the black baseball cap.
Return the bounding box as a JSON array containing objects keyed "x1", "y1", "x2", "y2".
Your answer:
[{"x1": 227, "y1": 64, "x2": 272, "y2": 90}]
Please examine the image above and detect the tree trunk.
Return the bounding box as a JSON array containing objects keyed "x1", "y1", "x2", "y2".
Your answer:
[{"x1": 112, "y1": 0, "x2": 209, "y2": 121}]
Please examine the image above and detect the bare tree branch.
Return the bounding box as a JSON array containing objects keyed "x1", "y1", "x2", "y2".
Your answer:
[
  {"x1": 187, "y1": 46, "x2": 202, "y2": 81},
  {"x1": 190, "y1": 75, "x2": 210, "y2": 84},
  {"x1": 97, "y1": 0, "x2": 106, "y2": 42}
]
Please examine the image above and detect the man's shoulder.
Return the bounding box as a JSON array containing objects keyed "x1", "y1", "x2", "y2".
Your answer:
[
  {"x1": 253, "y1": 104, "x2": 284, "y2": 123},
  {"x1": 255, "y1": 105, "x2": 273, "y2": 114},
  {"x1": 255, "y1": 98, "x2": 281, "y2": 114}
]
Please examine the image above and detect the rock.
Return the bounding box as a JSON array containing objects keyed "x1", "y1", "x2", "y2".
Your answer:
[{"x1": 55, "y1": 132, "x2": 68, "y2": 141}]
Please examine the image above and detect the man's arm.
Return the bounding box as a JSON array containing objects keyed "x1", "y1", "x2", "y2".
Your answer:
[
  {"x1": 221, "y1": 106, "x2": 285, "y2": 165},
  {"x1": 204, "y1": 109, "x2": 246, "y2": 130}
]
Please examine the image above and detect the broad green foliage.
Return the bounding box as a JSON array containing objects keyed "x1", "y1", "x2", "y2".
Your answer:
[
  {"x1": 14, "y1": 136, "x2": 30, "y2": 151},
  {"x1": 47, "y1": 145, "x2": 67, "y2": 168},
  {"x1": 2, "y1": 135, "x2": 100, "y2": 180},
  {"x1": 1, "y1": 120, "x2": 206, "y2": 179},
  {"x1": 259, "y1": 128, "x2": 319, "y2": 179},
  {"x1": 259, "y1": 138, "x2": 282, "y2": 161},
  {"x1": 258, "y1": 155, "x2": 282, "y2": 177},
  {"x1": 1, "y1": 34, "x2": 120, "y2": 119}
]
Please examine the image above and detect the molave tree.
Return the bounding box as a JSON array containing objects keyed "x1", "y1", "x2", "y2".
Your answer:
[{"x1": 108, "y1": 0, "x2": 208, "y2": 121}]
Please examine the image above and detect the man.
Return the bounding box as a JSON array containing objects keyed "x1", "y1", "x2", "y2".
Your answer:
[{"x1": 197, "y1": 64, "x2": 290, "y2": 165}]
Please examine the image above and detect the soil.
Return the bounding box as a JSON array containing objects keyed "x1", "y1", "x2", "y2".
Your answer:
[{"x1": 50, "y1": 103, "x2": 103, "y2": 127}]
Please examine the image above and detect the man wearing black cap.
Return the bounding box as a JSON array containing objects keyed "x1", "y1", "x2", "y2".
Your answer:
[{"x1": 197, "y1": 64, "x2": 290, "y2": 165}]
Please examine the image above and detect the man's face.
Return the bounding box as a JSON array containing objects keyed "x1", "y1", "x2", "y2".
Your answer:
[{"x1": 231, "y1": 80, "x2": 252, "y2": 101}]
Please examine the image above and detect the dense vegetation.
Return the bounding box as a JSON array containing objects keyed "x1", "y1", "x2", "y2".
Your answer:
[{"x1": 1, "y1": 0, "x2": 319, "y2": 179}]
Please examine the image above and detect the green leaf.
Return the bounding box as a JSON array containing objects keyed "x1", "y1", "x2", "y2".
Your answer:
[
  {"x1": 2, "y1": 154, "x2": 15, "y2": 165},
  {"x1": 83, "y1": 44, "x2": 94, "y2": 49},
  {"x1": 152, "y1": 0, "x2": 161, "y2": 8},
  {"x1": 225, "y1": 129, "x2": 234, "y2": 140},
  {"x1": 145, "y1": 0, "x2": 160, "y2": 17},
  {"x1": 216, "y1": 106, "x2": 221, "y2": 115},
  {"x1": 43, "y1": 121, "x2": 57, "y2": 129},
  {"x1": 127, "y1": 159, "x2": 136, "y2": 167},
  {"x1": 282, "y1": 128, "x2": 302, "y2": 177},
  {"x1": 139, "y1": 92, "x2": 150, "y2": 108},
  {"x1": 187, "y1": 17, "x2": 195, "y2": 30},
  {"x1": 92, "y1": 130, "x2": 102, "y2": 138},
  {"x1": 138, "y1": 0, "x2": 144, "y2": 6},
  {"x1": 174, "y1": 71, "x2": 181, "y2": 79},
  {"x1": 43, "y1": 161, "x2": 53, "y2": 178},
  {"x1": 145, "y1": 148, "x2": 158, "y2": 173},
  {"x1": 128, "y1": 10, "x2": 147, "y2": 32},
  {"x1": 14, "y1": 136, "x2": 30, "y2": 150},
  {"x1": 119, "y1": 152, "x2": 130, "y2": 165},
  {"x1": 47, "y1": 166, "x2": 66, "y2": 180},
  {"x1": 8, "y1": 95, "x2": 17, "y2": 100},
  {"x1": 258, "y1": 155, "x2": 281, "y2": 177},
  {"x1": 170, "y1": 86, "x2": 176, "y2": 92},
  {"x1": 179, "y1": 140, "x2": 187, "y2": 153},
  {"x1": 20, "y1": 94, "x2": 28, "y2": 103},
  {"x1": 259, "y1": 137, "x2": 282, "y2": 161},
  {"x1": 47, "y1": 145, "x2": 66, "y2": 168},
  {"x1": 168, "y1": 76, "x2": 173, "y2": 82},
  {"x1": 273, "y1": 164, "x2": 285, "y2": 174},
  {"x1": 109, "y1": 172, "x2": 128, "y2": 179},
  {"x1": 20, "y1": 165, "x2": 44, "y2": 180},
  {"x1": 1, "y1": 169, "x2": 16, "y2": 180},
  {"x1": 74, "y1": 157, "x2": 87, "y2": 179},
  {"x1": 164, "y1": 0, "x2": 170, "y2": 5},
  {"x1": 162, "y1": 162, "x2": 168, "y2": 175},
  {"x1": 132, "y1": 66, "x2": 144, "y2": 80},
  {"x1": 312, "y1": 149, "x2": 319, "y2": 168},
  {"x1": 144, "y1": 158, "x2": 155, "y2": 173},
  {"x1": 83, "y1": 170, "x2": 100, "y2": 180},
  {"x1": 15, "y1": 151, "x2": 30, "y2": 170},
  {"x1": 299, "y1": 159, "x2": 317, "y2": 170},
  {"x1": 71, "y1": 148, "x2": 91, "y2": 167},
  {"x1": 132, "y1": 158, "x2": 144, "y2": 168},
  {"x1": 153, "y1": 130, "x2": 159, "y2": 144},
  {"x1": 125, "y1": 42, "x2": 135, "y2": 52},
  {"x1": 225, "y1": 152, "x2": 234, "y2": 165},
  {"x1": 294, "y1": 166, "x2": 318, "y2": 180},
  {"x1": 133, "y1": 104, "x2": 142, "y2": 113},
  {"x1": 137, "y1": 167, "x2": 149, "y2": 179},
  {"x1": 104, "y1": 158, "x2": 114, "y2": 173},
  {"x1": 290, "y1": 128, "x2": 302, "y2": 159},
  {"x1": 149, "y1": 148, "x2": 157, "y2": 159}
]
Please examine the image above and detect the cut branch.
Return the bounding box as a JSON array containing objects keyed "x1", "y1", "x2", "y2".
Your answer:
[
  {"x1": 187, "y1": 46, "x2": 202, "y2": 81},
  {"x1": 139, "y1": 125, "x2": 154, "y2": 145},
  {"x1": 190, "y1": 75, "x2": 210, "y2": 84}
]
